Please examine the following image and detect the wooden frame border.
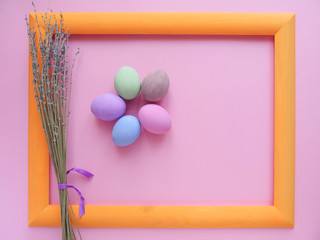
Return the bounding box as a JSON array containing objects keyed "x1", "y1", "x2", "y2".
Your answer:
[{"x1": 28, "y1": 13, "x2": 295, "y2": 228}]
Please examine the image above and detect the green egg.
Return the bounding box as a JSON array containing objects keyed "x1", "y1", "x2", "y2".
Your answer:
[{"x1": 114, "y1": 66, "x2": 141, "y2": 100}]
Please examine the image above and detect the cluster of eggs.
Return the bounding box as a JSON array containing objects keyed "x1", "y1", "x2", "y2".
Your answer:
[{"x1": 91, "y1": 66, "x2": 171, "y2": 147}]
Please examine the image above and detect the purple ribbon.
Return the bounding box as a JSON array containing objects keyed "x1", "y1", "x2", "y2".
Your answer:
[{"x1": 58, "y1": 168, "x2": 94, "y2": 218}]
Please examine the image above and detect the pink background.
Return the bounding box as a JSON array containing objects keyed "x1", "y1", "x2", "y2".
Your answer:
[
  {"x1": 49, "y1": 35, "x2": 274, "y2": 207},
  {"x1": 0, "y1": 0, "x2": 319, "y2": 239}
]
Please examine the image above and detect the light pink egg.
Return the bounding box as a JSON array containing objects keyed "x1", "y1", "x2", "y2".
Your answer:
[{"x1": 138, "y1": 104, "x2": 171, "y2": 134}]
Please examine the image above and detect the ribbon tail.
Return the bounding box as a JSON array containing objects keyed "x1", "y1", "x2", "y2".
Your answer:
[
  {"x1": 67, "y1": 167, "x2": 94, "y2": 178},
  {"x1": 61, "y1": 184, "x2": 86, "y2": 219},
  {"x1": 62, "y1": 167, "x2": 93, "y2": 218},
  {"x1": 79, "y1": 196, "x2": 85, "y2": 218}
]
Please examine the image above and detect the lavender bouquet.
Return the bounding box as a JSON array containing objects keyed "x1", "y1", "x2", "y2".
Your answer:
[{"x1": 26, "y1": 5, "x2": 81, "y2": 240}]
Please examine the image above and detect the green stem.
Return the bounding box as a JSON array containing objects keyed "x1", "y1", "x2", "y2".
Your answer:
[{"x1": 59, "y1": 189, "x2": 76, "y2": 240}]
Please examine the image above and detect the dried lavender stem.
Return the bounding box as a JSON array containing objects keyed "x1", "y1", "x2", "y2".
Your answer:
[{"x1": 26, "y1": 3, "x2": 81, "y2": 239}]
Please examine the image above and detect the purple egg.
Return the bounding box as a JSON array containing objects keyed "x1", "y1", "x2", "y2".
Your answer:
[{"x1": 91, "y1": 93, "x2": 126, "y2": 121}]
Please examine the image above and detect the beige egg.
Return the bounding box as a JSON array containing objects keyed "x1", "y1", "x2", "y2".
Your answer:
[{"x1": 141, "y1": 70, "x2": 169, "y2": 102}]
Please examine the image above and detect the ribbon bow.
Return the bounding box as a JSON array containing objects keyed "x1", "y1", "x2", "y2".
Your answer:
[{"x1": 58, "y1": 168, "x2": 94, "y2": 218}]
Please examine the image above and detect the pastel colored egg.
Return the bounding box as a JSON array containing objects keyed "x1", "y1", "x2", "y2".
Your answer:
[
  {"x1": 112, "y1": 115, "x2": 141, "y2": 146},
  {"x1": 141, "y1": 70, "x2": 169, "y2": 102},
  {"x1": 91, "y1": 93, "x2": 126, "y2": 121},
  {"x1": 114, "y1": 66, "x2": 141, "y2": 100},
  {"x1": 138, "y1": 104, "x2": 171, "y2": 134}
]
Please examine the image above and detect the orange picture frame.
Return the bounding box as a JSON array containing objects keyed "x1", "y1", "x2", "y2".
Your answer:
[{"x1": 28, "y1": 12, "x2": 295, "y2": 228}]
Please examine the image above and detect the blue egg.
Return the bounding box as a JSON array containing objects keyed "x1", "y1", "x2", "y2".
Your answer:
[{"x1": 112, "y1": 115, "x2": 141, "y2": 147}]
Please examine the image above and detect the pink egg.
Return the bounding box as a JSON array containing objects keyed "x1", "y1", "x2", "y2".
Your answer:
[{"x1": 138, "y1": 104, "x2": 171, "y2": 134}]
